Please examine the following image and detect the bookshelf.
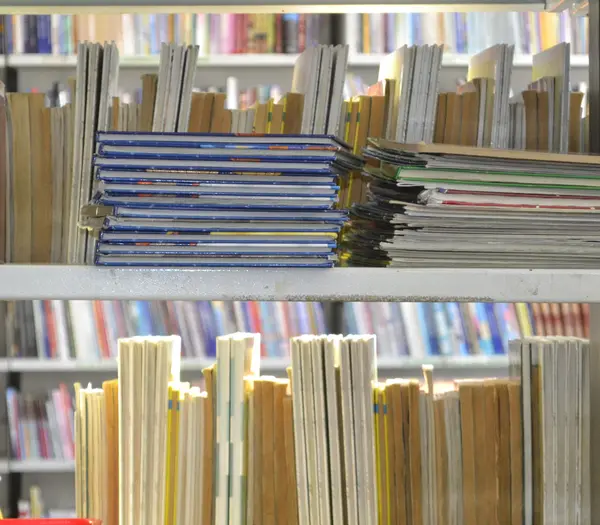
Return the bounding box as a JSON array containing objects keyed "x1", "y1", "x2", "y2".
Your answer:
[
  {"x1": 0, "y1": 266, "x2": 598, "y2": 302},
  {"x1": 0, "y1": 1, "x2": 596, "y2": 522}
]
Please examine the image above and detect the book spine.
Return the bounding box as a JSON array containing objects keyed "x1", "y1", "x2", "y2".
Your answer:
[
  {"x1": 275, "y1": 14, "x2": 283, "y2": 53},
  {"x1": 37, "y1": 15, "x2": 50, "y2": 54},
  {"x1": 283, "y1": 14, "x2": 298, "y2": 54},
  {"x1": 24, "y1": 15, "x2": 38, "y2": 53},
  {"x1": 298, "y1": 14, "x2": 306, "y2": 52}
]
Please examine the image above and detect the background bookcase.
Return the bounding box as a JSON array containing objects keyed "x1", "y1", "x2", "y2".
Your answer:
[{"x1": 0, "y1": 0, "x2": 597, "y2": 517}]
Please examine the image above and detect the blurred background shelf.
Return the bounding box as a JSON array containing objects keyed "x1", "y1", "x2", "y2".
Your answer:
[
  {"x1": 2, "y1": 355, "x2": 509, "y2": 372},
  {"x1": 4, "y1": 52, "x2": 590, "y2": 68},
  {"x1": 0, "y1": 1, "x2": 549, "y2": 14},
  {"x1": 8, "y1": 460, "x2": 75, "y2": 474}
]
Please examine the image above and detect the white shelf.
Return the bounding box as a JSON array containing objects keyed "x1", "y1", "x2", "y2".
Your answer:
[
  {"x1": 4, "y1": 357, "x2": 290, "y2": 373},
  {"x1": 2, "y1": 355, "x2": 507, "y2": 373},
  {"x1": 0, "y1": 266, "x2": 597, "y2": 302},
  {"x1": 5, "y1": 53, "x2": 589, "y2": 69},
  {"x1": 8, "y1": 459, "x2": 75, "y2": 473},
  {"x1": 0, "y1": 1, "x2": 546, "y2": 15}
]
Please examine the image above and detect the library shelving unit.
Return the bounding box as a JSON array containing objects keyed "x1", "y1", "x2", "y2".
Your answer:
[{"x1": 1, "y1": 0, "x2": 600, "y2": 520}]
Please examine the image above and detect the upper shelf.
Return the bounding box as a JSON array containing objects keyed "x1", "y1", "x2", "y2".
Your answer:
[
  {"x1": 0, "y1": 265, "x2": 599, "y2": 302},
  {"x1": 0, "y1": 0, "x2": 547, "y2": 14},
  {"x1": 6, "y1": 53, "x2": 590, "y2": 68}
]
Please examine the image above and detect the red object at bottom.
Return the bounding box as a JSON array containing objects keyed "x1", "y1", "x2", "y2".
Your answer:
[{"x1": 0, "y1": 518, "x2": 102, "y2": 525}]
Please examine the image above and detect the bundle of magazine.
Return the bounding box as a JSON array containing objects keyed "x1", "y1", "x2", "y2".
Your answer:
[
  {"x1": 84, "y1": 132, "x2": 362, "y2": 267},
  {"x1": 341, "y1": 139, "x2": 600, "y2": 268}
]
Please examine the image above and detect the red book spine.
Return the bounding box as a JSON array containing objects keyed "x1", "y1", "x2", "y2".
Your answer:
[
  {"x1": 93, "y1": 301, "x2": 110, "y2": 359},
  {"x1": 43, "y1": 301, "x2": 57, "y2": 358},
  {"x1": 240, "y1": 14, "x2": 248, "y2": 52},
  {"x1": 298, "y1": 14, "x2": 306, "y2": 52},
  {"x1": 248, "y1": 302, "x2": 264, "y2": 356},
  {"x1": 572, "y1": 303, "x2": 585, "y2": 337},
  {"x1": 531, "y1": 303, "x2": 545, "y2": 336},
  {"x1": 550, "y1": 303, "x2": 564, "y2": 335},
  {"x1": 582, "y1": 303, "x2": 590, "y2": 338},
  {"x1": 275, "y1": 14, "x2": 283, "y2": 53},
  {"x1": 59, "y1": 384, "x2": 75, "y2": 458},
  {"x1": 560, "y1": 303, "x2": 574, "y2": 336}
]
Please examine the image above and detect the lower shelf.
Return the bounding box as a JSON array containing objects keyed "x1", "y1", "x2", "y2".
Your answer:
[{"x1": 7, "y1": 459, "x2": 75, "y2": 473}]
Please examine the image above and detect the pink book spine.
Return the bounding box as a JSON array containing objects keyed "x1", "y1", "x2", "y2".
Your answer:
[
  {"x1": 52, "y1": 390, "x2": 71, "y2": 459},
  {"x1": 60, "y1": 384, "x2": 75, "y2": 459}
]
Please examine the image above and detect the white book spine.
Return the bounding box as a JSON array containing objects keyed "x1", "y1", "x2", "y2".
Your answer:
[{"x1": 215, "y1": 336, "x2": 232, "y2": 525}]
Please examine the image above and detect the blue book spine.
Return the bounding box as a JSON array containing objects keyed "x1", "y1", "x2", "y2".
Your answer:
[
  {"x1": 149, "y1": 15, "x2": 159, "y2": 54},
  {"x1": 259, "y1": 302, "x2": 274, "y2": 357},
  {"x1": 212, "y1": 302, "x2": 225, "y2": 336},
  {"x1": 58, "y1": 15, "x2": 66, "y2": 54},
  {"x1": 432, "y1": 302, "x2": 451, "y2": 356},
  {"x1": 446, "y1": 302, "x2": 468, "y2": 356},
  {"x1": 132, "y1": 301, "x2": 153, "y2": 335},
  {"x1": 6, "y1": 388, "x2": 19, "y2": 458},
  {"x1": 493, "y1": 303, "x2": 511, "y2": 353},
  {"x1": 296, "y1": 302, "x2": 310, "y2": 334},
  {"x1": 201, "y1": 302, "x2": 217, "y2": 357},
  {"x1": 25, "y1": 15, "x2": 38, "y2": 53},
  {"x1": 42, "y1": 15, "x2": 52, "y2": 53},
  {"x1": 5, "y1": 15, "x2": 13, "y2": 54},
  {"x1": 474, "y1": 303, "x2": 494, "y2": 355},
  {"x1": 485, "y1": 303, "x2": 504, "y2": 354},
  {"x1": 414, "y1": 304, "x2": 432, "y2": 355}
]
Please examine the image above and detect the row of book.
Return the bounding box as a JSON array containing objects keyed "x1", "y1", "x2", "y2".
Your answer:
[
  {"x1": 6, "y1": 384, "x2": 74, "y2": 461},
  {"x1": 74, "y1": 333, "x2": 592, "y2": 525},
  {"x1": 8, "y1": 300, "x2": 326, "y2": 360},
  {"x1": 2, "y1": 40, "x2": 588, "y2": 265},
  {"x1": 344, "y1": 302, "x2": 591, "y2": 356},
  {"x1": 7, "y1": 300, "x2": 590, "y2": 360},
  {"x1": 1, "y1": 13, "x2": 590, "y2": 58},
  {"x1": 345, "y1": 12, "x2": 589, "y2": 56},
  {"x1": 1, "y1": 14, "x2": 332, "y2": 56}
]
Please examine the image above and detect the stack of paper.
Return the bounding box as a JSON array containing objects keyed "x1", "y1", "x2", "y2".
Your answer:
[
  {"x1": 84, "y1": 131, "x2": 361, "y2": 267},
  {"x1": 342, "y1": 139, "x2": 600, "y2": 268}
]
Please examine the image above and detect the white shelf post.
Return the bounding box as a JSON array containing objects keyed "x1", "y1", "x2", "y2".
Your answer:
[{"x1": 589, "y1": 303, "x2": 600, "y2": 525}]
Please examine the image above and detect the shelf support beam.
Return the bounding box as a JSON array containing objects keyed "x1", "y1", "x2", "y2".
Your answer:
[{"x1": 590, "y1": 0, "x2": 600, "y2": 152}]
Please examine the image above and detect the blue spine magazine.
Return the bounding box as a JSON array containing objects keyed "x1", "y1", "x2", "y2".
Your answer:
[{"x1": 91, "y1": 132, "x2": 359, "y2": 268}]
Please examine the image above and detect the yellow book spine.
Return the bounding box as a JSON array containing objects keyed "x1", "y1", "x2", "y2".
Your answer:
[
  {"x1": 516, "y1": 303, "x2": 533, "y2": 337},
  {"x1": 172, "y1": 388, "x2": 181, "y2": 525},
  {"x1": 374, "y1": 386, "x2": 382, "y2": 525},
  {"x1": 343, "y1": 101, "x2": 352, "y2": 143},
  {"x1": 266, "y1": 98, "x2": 275, "y2": 133},
  {"x1": 383, "y1": 388, "x2": 391, "y2": 525},
  {"x1": 164, "y1": 385, "x2": 173, "y2": 525}
]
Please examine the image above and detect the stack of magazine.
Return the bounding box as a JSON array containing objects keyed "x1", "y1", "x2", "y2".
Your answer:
[
  {"x1": 85, "y1": 131, "x2": 362, "y2": 267},
  {"x1": 342, "y1": 139, "x2": 600, "y2": 268}
]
